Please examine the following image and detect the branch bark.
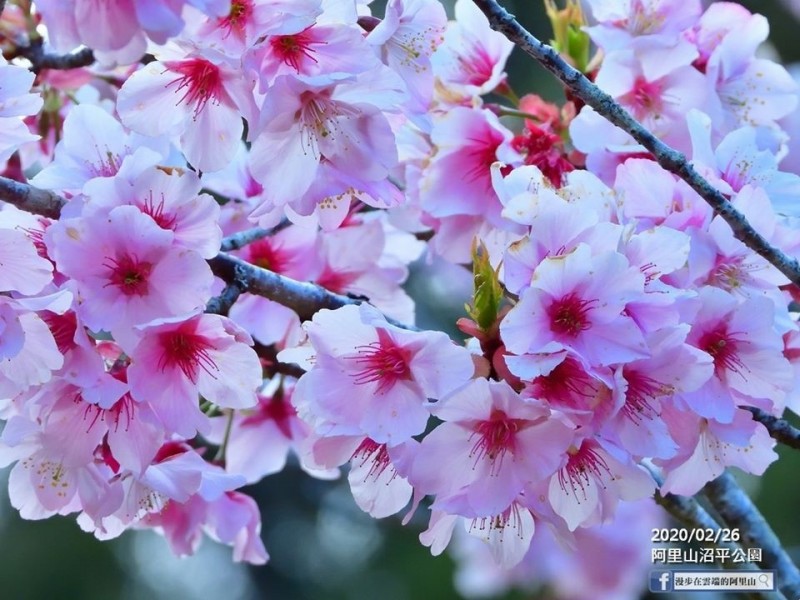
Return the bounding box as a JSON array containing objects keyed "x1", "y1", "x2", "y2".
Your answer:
[
  {"x1": 0, "y1": 176, "x2": 66, "y2": 219},
  {"x1": 704, "y1": 472, "x2": 800, "y2": 599},
  {"x1": 208, "y1": 252, "x2": 415, "y2": 329},
  {"x1": 744, "y1": 407, "x2": 800, "y2": 451},
  {"x1": 471, "y1": 0, "x2": 800, "y2": 288},
  {"x1": 12, "y1": 39, "x2": 95, "y2": 73}
]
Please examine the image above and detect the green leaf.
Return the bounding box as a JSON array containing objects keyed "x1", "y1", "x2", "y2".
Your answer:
[{"x1": 466, "y1": 239, "x2": 503, "y2": 331}]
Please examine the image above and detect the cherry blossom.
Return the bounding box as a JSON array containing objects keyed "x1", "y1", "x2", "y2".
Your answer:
[
  {"x1": 128, "y1": 314, "x2": 262, "y2": 437},
  {"x1": 285, "y1": 303, "x2": 475, "y2": 445}
]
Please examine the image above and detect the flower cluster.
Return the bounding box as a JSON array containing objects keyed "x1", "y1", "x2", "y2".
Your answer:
[{"x1": 0, "y1": 0, "x2": 798, "y2": 597}]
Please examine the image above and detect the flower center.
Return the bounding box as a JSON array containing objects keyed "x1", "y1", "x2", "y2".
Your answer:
[
  {"x1": 270, "y1": 28, "x2": 319, "y2": 73},
  {"x1": 247, "y1": 239, "x2": 287, "y2": 273},
  {"x1": 529, "y1": 356, "x2": 603, "y2": 411},
  {"x1": 219, "y1": 0, "x2": 252, "y2": 37},
  {"x1": 698, "y1": 327, "x2": 748, "y2": 378},
  {"x1": 142, "y1": 191, "x2": 177, "y2": 231},
  {"x1": 469, "y1": 409, "x2": 523, "y2": 474},
  {"x1": 457, "y1": 44, "x2": 496, "y2": 86},
  {"x1": 625, "y1": 76, "x2": 663, "y2": 118},
  {"x1": 347, "y1": 329, "x2": 411, "y2": 394},
  {"x1": 158, "y1": 330, "x2": 219, "y2": 383},
  {"x1": 104, "y1": 254, "x2": 153, "y2": 296},
  {"x1": 623, "y1": 370, "x2": 671, "y2": 423},
  {"x1": 547, "y1": 292, "x2": 595, "y2": 337},
  {"x1": 557, "y1": 442, "x2": 612, "y2": 499},
  {"x1": 164, "y1": 58, "x2": 224, "y2": 118},
  {"x1": 351, "y1": 438, "x2": 394, "y2": 481}
]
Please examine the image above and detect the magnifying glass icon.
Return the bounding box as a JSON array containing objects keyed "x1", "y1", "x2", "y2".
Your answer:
[{"x1": 758, "y1": 574, "x2": 769, "y2": 584}]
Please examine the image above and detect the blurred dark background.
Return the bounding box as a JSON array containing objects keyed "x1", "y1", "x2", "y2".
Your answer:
[{"x1": 3, "y1": 1, "x2": 800, "y2": 599}]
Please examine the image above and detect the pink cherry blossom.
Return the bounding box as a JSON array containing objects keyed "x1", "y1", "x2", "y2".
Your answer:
[
  {"x1": 681, "y1": 287, "x2": 794, "y2": 420},
  {"x1": 83, "y1": 166, "x2": 222, "y2": 258},
  {"x1": 31, "y1": 104, "x2": 168, "y2": 195},
  {"x1": 307, "y1": 434, "x2": 416, "y2": 518},
  {"x1": 420, "y1": 107, "x2": 520, "y2": 228},
  {"x1": 285, "y1": 303, "x2": 475, "y2": 445},
  {"x1": 547, "y1": 437, "x2": 654, "y2": 531},
  {"x1": 248, "y1": 70, "x2": 405, "y2": 214},
  {"x1": 431, "y1": 0, "x2": 513, "y2": 102},
  {"x1": 658, "y1": 405, "x2": 778, "y2": 496},
  {"x1": 117, "y1": 51, "x2": 258, "y2": 172},
  {"x1": 500, "y1": 244, "x2": 650, "y2": 370},
  {"x1": 366, "y1": 0, "x2": 447, "y2": 113},
  {"x1": 584, "y1": 0, "x2": 701, "y2": 80},
  {"x1": 420, "y1": 500, "x2": 536, "y2": 568},
  {"x1": 45, "y1": 205, "x2": 213, "y2": 343},
  {"x1": 409, "y1": 378, "x2": 573, "y2": 517},
  {"x1": 128, "y1": 314, "x2": 262, "y2": 438}
]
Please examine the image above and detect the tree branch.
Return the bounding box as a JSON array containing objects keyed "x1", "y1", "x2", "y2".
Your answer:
[
  {"x1": 220, "y1": 221, "x2": 291, "y2": 252},
  {"x1": 13, "y1": 39, "x2": 95, "y2": 73},
  {"x1": 208, "y1": 252, "x2": 416, "y2": 329},
  {"x1": 744, "y1": 407, "x2": 800, "y2": 450},
  {"x1": 205, "y1": 263, "x2": 248, "y2": 315},
  {"x1": 0, "y1": 176, "x2": 66, "y2": 219},
  {"x1": 472, "y1": 0, "x2": 800, "y2": 288},
  {"x1": 703, "y1": 471, "x2": 800, "y2": 599},
  {"x1": 0, "y1": 176, "x2": 418, "y2": 330}
]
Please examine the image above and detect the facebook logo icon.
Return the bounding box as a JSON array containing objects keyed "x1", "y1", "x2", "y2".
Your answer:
[{"x1": 649, "y1": 570, "x2": 673, "y2": 593}]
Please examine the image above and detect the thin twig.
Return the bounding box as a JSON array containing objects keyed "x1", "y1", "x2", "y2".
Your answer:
[
  {"x1": 472, "y1": 0, "x2": 800, "y2": 288},
  {"x1": 220, "y1": 220, "x2": 290, "y2": 252},
  {"x1": 208, "y1": 252, "x2": 417, "y2": 329},
  {"x1": 744, "y1": 407, "x2": 800, "y2": 450},
  {"x1": 704, "y1": 471, "x2": 800, "y2": 599}
]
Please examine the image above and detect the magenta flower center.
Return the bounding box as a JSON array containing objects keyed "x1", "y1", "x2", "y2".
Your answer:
[
  {"x1": 158, "y1": 330, "x2": 219, "y2": 383},
  {"x1": 626, "y1": 76, "x2": 663, "y2": 118},
  {"x1": 104, "y1": 253, "x2": 153, "y2": 296},
  {"x1": 547, "y1": 292, "x2": 595, "y2": 337},
  {"x1": 623, "y1": 370, "x2": 670, "y2": 423},
  {"x1": 469, "y1": 410, "x2": 523, "y2": 474},
  {"x1": 271, "y1": 28, "x2": 319, "y2": 73},
  {"x1": 142, "y1": 191, "x2": 177, "y2": 231},
  {"x1": 219, "y1": 0, "x2": 252, "y2": 36},
  {"x1": 351, "y1": 438, "x2": 394, "y2": 481},
  {"x1": 242, "y1": 394, "x2": 296, "y2": 439},
  {"x1": 530, "y1": 356, "x2": 599, "y2": 410},
  {"x1": 457, "y1": 44, "x2": 495, "y2": 86},
  {"x1": 348, "y1": 330, "x2": 412, "y2": 394},
  {"x1": 698, "y1": 327, "x2": 748, "y2": 377},
  {"x1": 165, "y1": 58, "x2": 224, "y2": 118},
  {"x1": 248, "y1": 239, "x2": 287, "y2": 273},
  {"x1": 557, "y1": 443, "x2": 612, "y2": 499}
]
